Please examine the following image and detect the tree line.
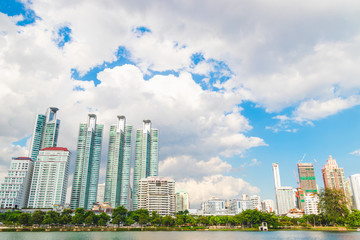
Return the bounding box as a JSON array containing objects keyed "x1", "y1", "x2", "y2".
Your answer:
[{"x1": 0, "y1": 189, "x2": 359, "y2": 228}]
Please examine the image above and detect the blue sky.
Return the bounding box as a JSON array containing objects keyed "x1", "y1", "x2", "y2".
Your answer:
[{"x1": 1, "y1": 0, "x2": 360, "y2": 206}]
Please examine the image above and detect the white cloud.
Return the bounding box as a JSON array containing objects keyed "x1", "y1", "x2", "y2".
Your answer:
[{"x1": 350, "y1": 149, "x2": 360, "y2": 156}]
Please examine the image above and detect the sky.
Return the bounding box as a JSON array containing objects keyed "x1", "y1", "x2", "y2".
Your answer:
[{"x1": 1, "y1": 0, "x2": 360, "y2": 208}]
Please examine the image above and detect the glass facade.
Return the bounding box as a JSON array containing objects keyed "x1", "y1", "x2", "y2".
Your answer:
[
  {"x1": 132, "y1": 120, "x2": 159, "y2": 210},
  {"x1": 104, "y1": 116, "x2": 132, "y2": 209},
  {"x1": 70, "y1": 114, "x2": 103, "y2": 210}
]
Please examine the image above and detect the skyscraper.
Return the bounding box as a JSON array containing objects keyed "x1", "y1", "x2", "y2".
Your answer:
[
  {"x1": 322, "y1": 155, "x2": 346, "y2": 192},
  {"x1": 29, "y1": 107, "x2": 60, "y2": 161},
  {"x1": 71, "y1": 114, "x2": 103, "y2": 210},
  {"x1": 27, "y1": 147, "x2": 70, "y2": 208},
  {"x1": 138, "y1": 177, "x2": 175, "y2": 216},
  {"x1": 0, "y1": 157, "x2": 33, "y2": 209},
  {"x1": 272, "y1": 163, "x2": 281, "y2": 189},
  {"x1": 132, "y1": 120, "x2": 159, "y2": 210},
  {"x1": 297, "y1": 163, "x2": 317, "y2": 193},
  {"x1": 104, "y1": 116, "x2": 132, "y2": 209},
  {"x1": 350, "y1": 174, "x2": 360, "y2": 210}
]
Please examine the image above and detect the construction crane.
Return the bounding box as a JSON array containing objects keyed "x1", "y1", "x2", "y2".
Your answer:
[
  {"x1": 293, "y1": 170, "x2": 300, "y2": 188},
  {"x1": 298, "y1": 153, "x2": 306, "y2": 163},
  {"x1": 313, "y1": 158, "x2": 322, "y2": 169}
]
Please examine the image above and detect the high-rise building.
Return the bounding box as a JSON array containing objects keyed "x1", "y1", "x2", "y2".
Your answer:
[
  {"x1": 138, "y1": 177, "x2": 175, "y2": 216},
  {"x1": 272, "y1": 163, "x2": 281, "y2": 189},
  {"x1": 261, "y1": 199, "x2": 275, "y2": 213},
  {"x1": 104, "y1": 116, "x2": 132, "y2": 209},
  {"x1": 297, "y1": 163, "x2": 317, "y2": 193},
  {"x1": 350, "y1": 174, "x2": 360, "y2": 210},
  {"x1": 276, "y1": 187, "x2": 297, "y2": 215},
  {"x1": 0, "y1": 157, "x2": 33, "y2": 209},
  {"x1": 97, "y1": 183, "x2": 105, "y2": 205},
  {"x1": 229, "y1": 199, "x2": 253, "y2": 215},
  {"x1": 29, "y1": 107, "x2": 60, "y2": 161},
  {"x1": 132, "y1": 120, "x2": 159, "y2": 210},
  {"x1": 250, "y1": 195, "x2": 262, "y2": 211},
  {"x1": 71, "y1": 114, "x2": 103, "y2": 210},
  {"x1": 176, "y1": 189, "x2": 190, "y2": 213},
  {"x1": 200, "y1": 197, "x2": 227, "y2": 215},
  {"x1": 27, "y1": 147, "x2": 70, "y2": 208},
  {"x1": 322, "y1": 156, "x2": 346, "y2": 192}
]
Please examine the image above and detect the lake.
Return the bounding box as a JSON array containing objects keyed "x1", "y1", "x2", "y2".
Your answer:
[{"x1": 0, "y1": 231, "x2": 359, "y2": 240}]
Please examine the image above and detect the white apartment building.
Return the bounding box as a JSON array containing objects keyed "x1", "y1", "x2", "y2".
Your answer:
[
  {"x1": 28, "y1": 147, "x2": 70, "y2": 208},
  {"x1": 200, "y1": 197, "x2": 227, "y2": 215},
  {"x1": 138, "y1": 176, "x2": 175, "y2": 216},
  {"x1": 250, "y1": 195, "x2": 262, "y2": 211},
  {"x1": 304, "y1": 193, "x2": 319, "y2": 215},
  {"x1": 276, "y1": 187, "x2": 297, "y2": 215},
  {"x1": 176, "y1": 189, "x2": 190, "y2": 212},
  {"x1": 261, "y1": 199, "x2": 275, "y2": 213},
  {"x1": 229, "y1": 199, "x2": 253, "y2": 215},
  {"x1": 0, "y1": 157, "x2": 33, "y2": 209}
]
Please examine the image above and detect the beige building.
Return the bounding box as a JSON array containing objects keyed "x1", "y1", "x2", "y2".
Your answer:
[
  {"x1": 138, "y1": 177, "x2": 175, "y2": 216},
  {"x1": 176, "y1": 189, "x2": 189, "y2": 213},
  {"x1": 322, "y1": 156, "x2": 346, "y2": 192}
]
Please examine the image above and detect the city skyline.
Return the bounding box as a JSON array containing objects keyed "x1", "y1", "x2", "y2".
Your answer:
[{"x1": 1, "y1": 0, "x2": 360, "y2": 208}]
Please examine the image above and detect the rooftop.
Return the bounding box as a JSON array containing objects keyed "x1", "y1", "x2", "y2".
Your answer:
[{"x1": 40, "y1": 147, "x2": 69, "y2": 152}]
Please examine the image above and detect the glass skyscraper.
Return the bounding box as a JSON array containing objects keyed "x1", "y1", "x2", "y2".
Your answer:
[
  {"x1": 104, "y1": 116, "x2": 132, "y2": 209},
  {"x1": 132, "y1": 120, "x2": 159, "y2": 210},
  {"x1": 71, "y1": 114, "x2": 103, "y2": 210},
  {"x1": 29, "y1": 107, "x2": 60, "y2": 161}
]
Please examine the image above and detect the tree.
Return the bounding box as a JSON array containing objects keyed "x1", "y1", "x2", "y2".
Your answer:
[
  {"x1": 72, "y1": 208, "x2": 86, "y2": 225},
  {"x1": 162, "y1": 215, "x2": 175, "y2": 227},
  {"x1": 150, "y1": 211, "x2": 162, "y2": 226},
  {"x1": 98, "y1": 212, "x2": 110, "y2": 226},
  {"x1": 112, "y1": 206, "x2": 128, "y2": 224},
  {"x1": 60, "y1": 209, "x2": 73, "y2": 225},
  {"x1": 319, "y1": 188, "x2": 349, "y2": 225},
  {"x1": 31, "y1": 210, "x2": 45, "y2": 225},
  {"x1": 346, "y1": 210, "x2": 360, "y2": 227},
  {"x1": 18, "y1": 213, "x2": 31, "y2": 226},
  {"x1": 42, "y1": 211, "x2": 60, "y2": 226}
]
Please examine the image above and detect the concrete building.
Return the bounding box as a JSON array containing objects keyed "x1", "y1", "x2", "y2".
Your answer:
[
  {"x1": 304, "y1": 193, "x2": 319, "y2": 215},
  {"x1": 350, "y1": 174, "x2": 360, "y2": 210},
  {"x1": 133, "y1": 120, "x2": 159, "y2": 210},
  {"x1": 297, "y1": 163, "x2": 318, "y2": 209},
  {"x1": 176, "y1": 189, "x2": 190, "y2": 213},
  {"x1": 261, "y1": 199, "x2": 275, "y2": 213},
  {"x1": 229, "y1": 199, "x2": 253, "y2": 215},
  {"x1": 28, "y1": 147, "x2": 70, "y2": 208},
  {"x1": 0, "y1": 157, "x2": 33, "y2": 209},
  {"x1": 250, "y1": 195, "x2": 262, "y2": 211},
  {"x1": 242, "y1": 194, "x2": 249, "y2": 201},
  {"x1": 97, "y1": 183, "x2": 105, "y2": 204},
  {"x1": 272, "y1": 163, "x2": 281, "y2": 189},
  {"x1": 276, "y1": 187, "x2": 297, "y2": 215},
  {"x1": 29, "y1": 107, "x2": 60, "y2": 161},
  {"x1": 201, "y1": 197, "x2": 227, "y2": 215},
  {"x1": 322, "y1": 156, "x2": 346, "y2": 192},
  {"x1": 138, "y1": 177, "x2": 175, "y2": 216},
  {"x1": 104, "y1": 116, "x2": 132, "y2": 209},
  {"x1": 71, "y1": 114, "x2": 103, "y2": 210}
]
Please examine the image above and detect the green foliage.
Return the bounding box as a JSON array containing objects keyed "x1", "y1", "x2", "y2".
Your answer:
[
  {"x1": 31, "y1": 210, "x2": 45, "y2": 225},
  {"x1": 98, "y1": 212, "x2": 110, "y2": 226},
  {"x1": 162, "y1": 215, "x2": 175, "y2": 226},
  {"x1": 319, "y1": 188, "x2": 349, "y2": 225},
  {"x1": 42, "y1": 211, "x2": 60, "y2": 225},
  {"x1": 71, "y1": 208, "x2": 86, "y2": 225},
  {"x1": 18, "y1": 213, "x2": 31, "y2": 226},
  {"x1": 346, "y1": 210, "x2": 360, "y2": 227},
  {"x1": 112, "y1": 205, "x2": 128, "y2": 224}
]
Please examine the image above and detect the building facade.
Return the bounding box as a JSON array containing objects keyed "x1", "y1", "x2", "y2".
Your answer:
[
  {"x1": 29, "y1": 107, "x2": 60, "y2": 161},
  {"x1": 71, "y1": 114, "x2": 103, "y2": 210},
  {"x1": 176, "y1": 189, "x2": 190, "y2": 213},
  {"x1": 350, "y1": 174, "x2": 360, "y2": 210},
  {"x1": 0, "y1": 157, "x2": 33, "y2": 209},
  {"x1": 322, "y1": 156, "x2": 346, "y2": 192},
  {"x1": 261, "y1": 199, "x2": 275, "y2": 213},
  {"x1": 304, "y1": 193, "x2": 319, "y2": 215},
  {"x1": 104, "y1": 116, "x2": 132, "y2": 209},
  {"x1": 27, "y1": 147, "x2": 70, "y2": 208},
  {"x1": 132, "y1": 120, "x2": 159, "y2": 210},
  {"x1": 297, "y1": 163, "x2": 318, "y2": 210},
  {"x1": 138, "y1": 177, "x2": 175, "y2": 216},
  {"x1": 276, "y1": 187, "x2": 297, "y2": 215},
  {"x1": 201, "y1": 197, "x2": 227, "y2": 215},
  {"x1": 229, "y1": 199, "x2": 253, "y2": 215},
  {"x1": 250, "y1": 195, "x2": 262, "y2": 211}
]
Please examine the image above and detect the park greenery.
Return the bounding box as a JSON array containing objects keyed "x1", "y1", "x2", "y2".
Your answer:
[{"x1": 0, "y1": 189, "x2": 359, "y2": 229}]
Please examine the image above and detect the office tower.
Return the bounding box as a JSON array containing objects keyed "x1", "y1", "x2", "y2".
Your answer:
[
  {"x1": 176, "y1": 189, "x2": 190, "y2": 212},
  {"x1": 229, "y1": 199, "x2": 253, "y2": 215},
  {"x1": 27, "y1": 147, "x2": 70, "y2": 208},
  {"x1": 322, "y1": 155, "x2": 346, "y2": 192},
  {"x1": 275, "y1": 187, "x2": 297, "y2": 215},
  {"x1": 297, "y1": 163, "x2": 317, "y2": 193},
  {"x1": 132, "y1": 120, "x2": 159, "y2": 210},
  {"x1": 201, "y1": 197, "x2": 228, "y2": 215},
  {"x1": 71, "y1": 114, "x2": 103, "y2": 210},
  {"x1": 97, "y1": 183, "x2": 106, "y2": 204},
  {"x1": 350, "y1": 174, "x2": 360, "y2": 210},
  {"x1": 0, "y1": 157, "x2": 33, "y2": 209},
  {"x1": 261, "y1": 199, "x2": 275, "y2": 213},
  {"x1": 104, "y1": 116, "x2": 132, "y2": 209},
  {"x1": 304, "y1": 193, "x2": 319, "y2": 215},
  {"x1": 250, "y1": 195, "x2": 262, "y2": 211},
  {"x1": 138, "y1": 177, "x2": 175, "y2": 216},
  {"x1": 272, "y1": 163, "x2": 281, "y2": 188},
  {"x1": 29, "y1": 107, "x2": 60, "y2": 161}
]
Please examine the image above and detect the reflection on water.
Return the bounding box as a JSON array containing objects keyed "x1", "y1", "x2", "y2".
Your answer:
[{"x1": 0, "y1": 231, "x2": 359, "y2": 240}]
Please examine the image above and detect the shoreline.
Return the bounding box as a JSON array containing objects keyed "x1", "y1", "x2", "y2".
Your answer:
[{"x1": 0, "y1": 226, "x2": 358, "y2": 232}]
